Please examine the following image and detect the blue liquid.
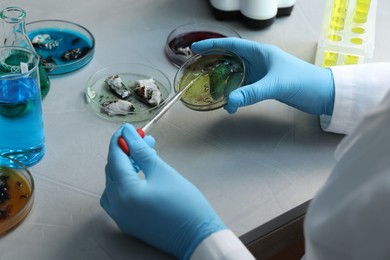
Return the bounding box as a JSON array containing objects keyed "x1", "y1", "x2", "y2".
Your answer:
[
  {"x1": 0, "y1": 77, "x2": 45, "y2": 167},
  {"x1": 28, "y1": 28, "x2": 93, "y2": 75}
]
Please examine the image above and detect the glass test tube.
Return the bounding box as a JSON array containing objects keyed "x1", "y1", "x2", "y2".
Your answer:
[
  {"x1": 330, "y1": 0, "x2": 350, "y2": 30},
  {"x1": 344, "y1": 55, "x2": 359, "y2": 64},
  {"x1": 354, "y1": 0, "x2": 371, "y2": 23},
  {"x1": 324, "y1": 0, "x2": 350, "y2": 66},
  {"x1": 323, "y1": 51, "x2": 339, "y2": 67}
]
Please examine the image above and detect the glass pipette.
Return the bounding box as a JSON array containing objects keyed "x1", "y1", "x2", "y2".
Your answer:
[{"x1": 118, "y1": 75, "x2": 201, "y2": 155}]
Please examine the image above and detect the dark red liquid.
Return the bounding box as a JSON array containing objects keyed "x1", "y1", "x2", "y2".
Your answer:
[{"x1": 166, "y1": 31, "x2": 227, "y2": 66}]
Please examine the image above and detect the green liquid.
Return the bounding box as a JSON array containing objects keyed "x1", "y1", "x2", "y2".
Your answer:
[
  {"x1": 178, "y1": 54, "x2": 244, "y2": 110},
  {"x1": 38, "y1": 62, "x2": 50, "y2": 99}
]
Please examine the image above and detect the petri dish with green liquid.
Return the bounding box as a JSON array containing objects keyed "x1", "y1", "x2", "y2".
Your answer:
[{"x1": 174, "y1": 49, "x2": 245, "y2": 111}]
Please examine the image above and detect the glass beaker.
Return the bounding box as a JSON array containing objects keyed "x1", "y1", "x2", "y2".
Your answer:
[
  {"x1": 0, "y1": 46, "x2": 46, "y2": 168},
  {"x1": 0, "y1": 6, "x2": 50, "y2": 100}
]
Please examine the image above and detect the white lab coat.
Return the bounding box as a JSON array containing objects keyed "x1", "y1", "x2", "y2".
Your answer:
[{"x1": 191, "y1": 62, "x2": 390, "y2": 260}]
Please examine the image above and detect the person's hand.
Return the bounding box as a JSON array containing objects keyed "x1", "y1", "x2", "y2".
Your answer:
[
  {"x1": 192, "y1": 38, "x2": 335, "y2": 115},
  {"x1": 100, "y1": 124, "x2": 226, "y2": 259}
]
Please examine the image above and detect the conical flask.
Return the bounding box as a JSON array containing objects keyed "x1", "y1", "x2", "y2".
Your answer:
[{"x1": 0, "y1": 6, "x2": 50, "y2": 99}]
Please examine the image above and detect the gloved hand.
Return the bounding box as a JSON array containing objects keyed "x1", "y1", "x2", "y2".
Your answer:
[
  {"x1": 100, "y1": 124, "x2": 226, "y2": 259},
  {"x1": 192, "y1": 38, "x2": 335, "y2": 115}
]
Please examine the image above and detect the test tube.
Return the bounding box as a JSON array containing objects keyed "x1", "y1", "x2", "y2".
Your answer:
[
  {"x1": 328, "y1": 33, "x2": 342, "y2": 42},
  {"x1": 323, "y1": 51, "x2": 339, "y2": 67},
  {"x1": 354, "y1": 0, "x2": 371, "y2": 23},
  {"x1": 330, "y1": 0, "x2": 349, "y2": 31},
  {"x1": 344, "y1": 54, "x2": 359, "y2": 65}
]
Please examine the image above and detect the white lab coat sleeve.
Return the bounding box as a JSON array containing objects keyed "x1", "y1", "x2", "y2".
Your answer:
[
  {"x1": 304, "y1": 87, "x2": 390, "y2": 259},
  {"x1": 190, "y1": 230, "x2": 255, "y2": 260},
  {"x1": 320, "y1": 62, "x2": 390, "y2": 134}
]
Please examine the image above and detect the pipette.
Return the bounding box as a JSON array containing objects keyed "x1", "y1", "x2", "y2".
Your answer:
[{"x1": 118, "y1": 75, "x2": 201, "y2": 155}]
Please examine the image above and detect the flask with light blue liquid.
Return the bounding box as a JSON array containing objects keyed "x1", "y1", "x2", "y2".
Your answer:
[{"x1": 0, "y1": 46, "x2": 45, "y2": 168}]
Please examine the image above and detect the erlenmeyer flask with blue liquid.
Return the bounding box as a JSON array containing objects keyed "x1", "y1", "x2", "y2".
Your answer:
[
  {"x1": 0, "y1": 6, "x2": 50, "y2": 99},
  {"x1": 0, "y1": 47, "x2": 46, "y2": 168}
]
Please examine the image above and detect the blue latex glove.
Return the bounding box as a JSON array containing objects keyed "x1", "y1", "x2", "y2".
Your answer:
[
  {"x1": 192, "y1": 38, "x2": 335, "y2": 115},
  {"x1": 100, "y1": 124, "x2": 226, "y2": 259}
]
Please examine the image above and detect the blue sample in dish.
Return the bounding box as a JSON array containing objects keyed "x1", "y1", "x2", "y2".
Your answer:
[{"x1": 27, "y1": 22, "x2": 94, "y2": 75}]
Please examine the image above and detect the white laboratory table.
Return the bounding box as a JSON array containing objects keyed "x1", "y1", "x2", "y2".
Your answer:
[{"x1": 1, "y1": 0, "x2": 390, "y2": 259}]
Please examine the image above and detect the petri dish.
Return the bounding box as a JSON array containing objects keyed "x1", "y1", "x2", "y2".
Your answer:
[
  {"x1": 85, "y1": 63, "x2": 172, "y2": 123},
  {"x1": 26, "y1": 19, "x2": 95, "y2": 75},
  {"x1": 165, "y1": 23, "x2": 241, "y2": 67},
  {"x1": 174, "y1": 49, "x2": 245, "y2": 111},
  {"x1": 0, "y1": 155, "x2": 34, "y2": 235}
]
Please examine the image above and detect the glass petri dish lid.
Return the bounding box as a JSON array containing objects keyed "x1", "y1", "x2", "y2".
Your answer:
[
  {"x1": 26, "y1": 19, "x2": 95, "y2": 75},
  {"x1": 0, "y1": 155, "x2": 34, "y2": 235},
  {"x1": 165, "y1": 23, "x2": 241, "y2": 67},
  {"x1": 174, "y1": 48, "x2": 245, "y2": 111},
  {"x1": 85, "y1": 63, "x2": 172, "y2": 123}
]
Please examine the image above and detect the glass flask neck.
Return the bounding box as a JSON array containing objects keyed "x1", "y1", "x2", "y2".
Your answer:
[{"x1": 0, "y1": 7, "x2": 34, "y2": 50}]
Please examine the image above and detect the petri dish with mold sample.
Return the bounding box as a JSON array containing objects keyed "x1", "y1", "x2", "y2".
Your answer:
[
  {"x1": 174, "y1": 49, "x2": 245, "y2": 111},
  {"x1": 85, "y1": 63, "x2": 172, "y2": 123},
  {"x1": 0, "y1": 155, "x2": 34, "y2": 235},
  {"x1": 165, "y1": 23, "x2": 241, "y2": 67}
]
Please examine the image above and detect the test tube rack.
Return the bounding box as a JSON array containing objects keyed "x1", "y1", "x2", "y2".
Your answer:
[{"x1": 315, "y1": 0, "x2": 377, "y2": 67}]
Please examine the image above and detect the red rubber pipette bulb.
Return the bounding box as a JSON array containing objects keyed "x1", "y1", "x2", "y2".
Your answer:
[{"x1": 118, "y1": 128, "x2": 145, "y2": 155}]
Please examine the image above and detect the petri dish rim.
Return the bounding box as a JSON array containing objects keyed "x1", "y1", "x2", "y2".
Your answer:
[{"x1": 0, "y1": 155, "x2": 34, "y2": 236}]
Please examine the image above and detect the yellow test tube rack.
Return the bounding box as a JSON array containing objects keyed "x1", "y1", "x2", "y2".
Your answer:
[{"x1": 315, "y1": 0, "x2": 377, "y2": 67}]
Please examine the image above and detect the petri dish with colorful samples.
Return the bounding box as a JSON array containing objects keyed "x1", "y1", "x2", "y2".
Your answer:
[
  {"x1": 85, "y1": 63, "x2": 172, "y2": 123},
  {"x1": 165, "y1": 23, "x2": 241, "y2": 67},
  {"x1": 174, "y1": 49, "x2": 245, "y2": 111},
  {"x1": 0, "y1": 155, "x2": 34, "y2": 235},
  {"x1": 26, "y1": 19, "x2": 95, "y2": 75}
]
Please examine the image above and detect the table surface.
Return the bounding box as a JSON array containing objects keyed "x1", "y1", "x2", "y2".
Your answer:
[{"x1": 1, "y1": 0, "x2": 389, "y2": 259}]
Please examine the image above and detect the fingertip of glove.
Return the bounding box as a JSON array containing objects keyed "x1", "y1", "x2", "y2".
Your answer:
[
  {"x1": 191, "y1": 38, "x2": 218, "y2": 53},
  {"x1": 224, "y1": 104, "x2": 237, "y2": 114},
  {"x1": 225, "y1": 91, "x2": 243, "y2": 114},
  {"x1": 191, "y1": 41, "x2": 203, "y2": 53},
  {"x1": 143, "y1": 135, "x2": 156, "y2": 148},
  {"x1": 121, "y1": 127, "x2": 157, "y2": 161},
  {"x1": 100, "y1": 191, "x2": 110, "y2": 210},
  {"x1": 121, "y1": 124, "x2": 142, "y2": 141},
  {"x1": 228, "y1": 90, "x2": 243, "y2": 105}
]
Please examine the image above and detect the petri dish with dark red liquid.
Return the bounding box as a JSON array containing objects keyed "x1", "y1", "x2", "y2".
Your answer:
[{"x1": 165, "y1": 23, "x2": 240, "y2": 67}]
